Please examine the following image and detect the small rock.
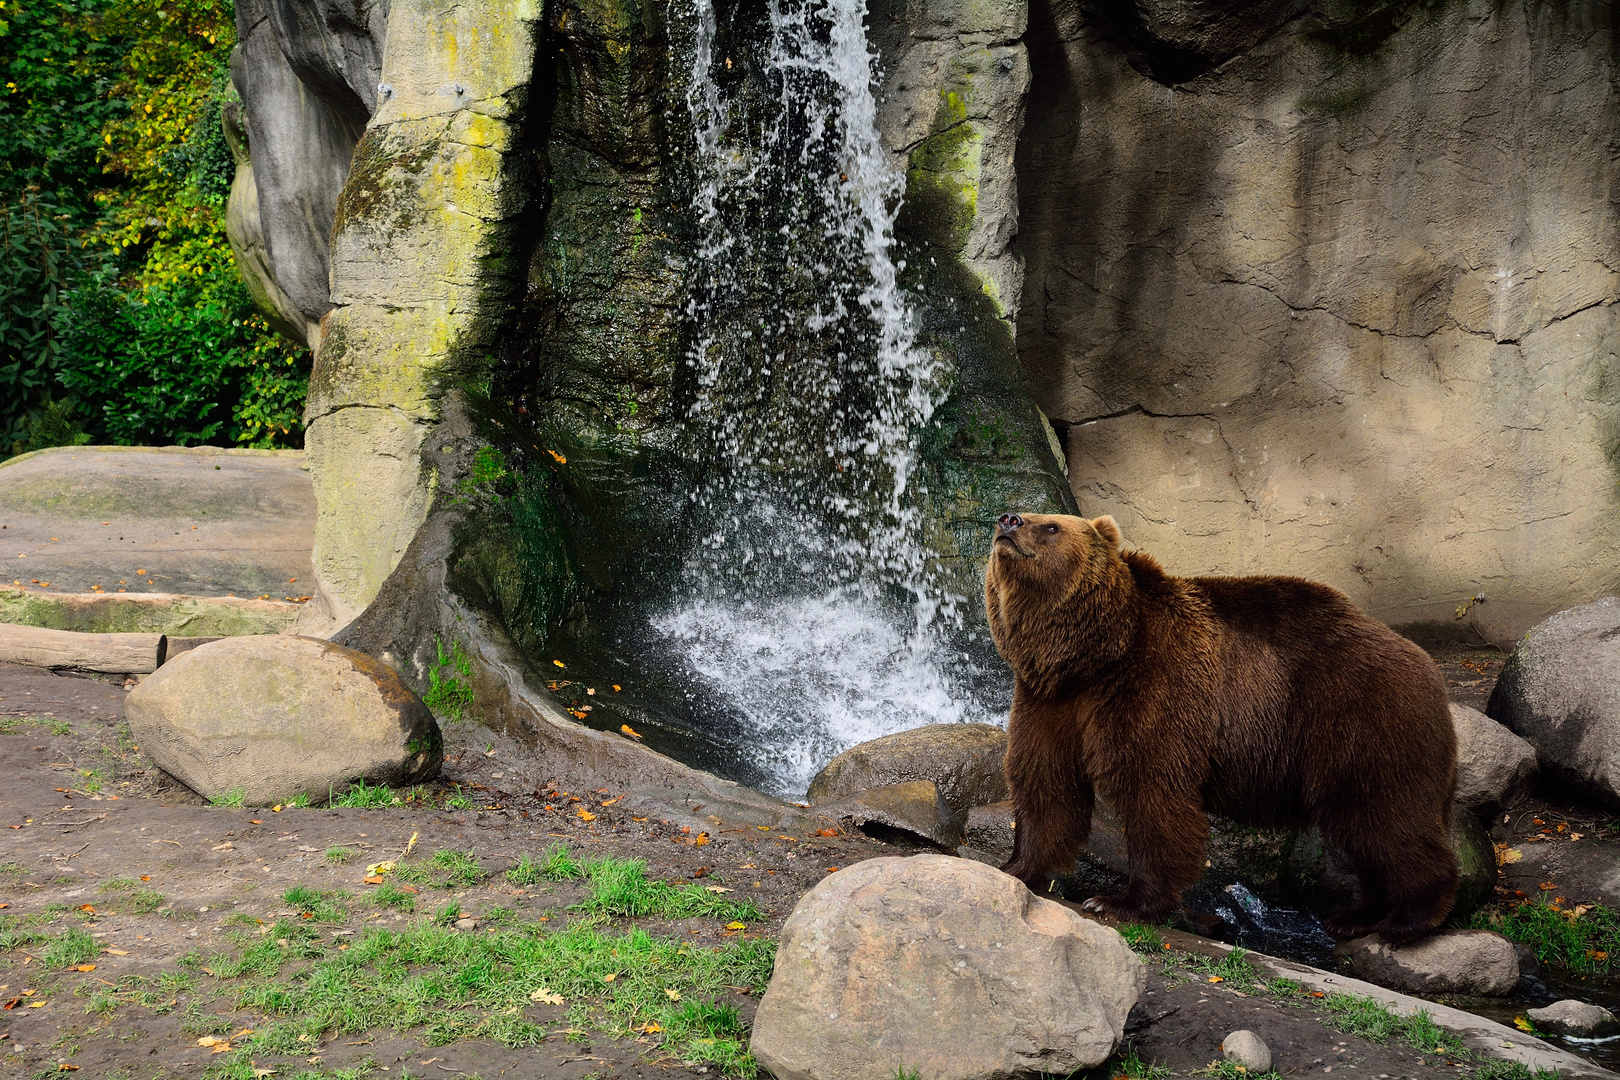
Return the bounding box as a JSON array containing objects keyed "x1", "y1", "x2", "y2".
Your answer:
[
  {"x1": 125, "y1": 635, "x2": 442, "y2": 805},
  {"x1": 1336, "y1": 930, "x2": 1519, "y2": 996},
  {"x1": 1487, "y1": 597, "x2": 1620, "y2": 804},
  {"x1": 454, "y1": 918, "x2": 480, "y2": 931},
  {"x1": 1527, "y1": 999, "x2": 1619, "y2": 1037},
  {"x1": 962, "y1": 800, "x2": 1016, "y2": 862},
  {"x1": 818, "y1": 780, "x2": 963, "y2": 848},
  {"x1": 750, "y1": 854, "x2": 1144, "y2": 1080},
  {"x1": 1451, "y1": 703, "x2": 1538, "y2": 812},
  {"x1": 1222, "y1": 1030, "x2": 1272, "y2": 1073},
  {"x1": 807, "y1": 723, "x2": 1008, "y2": 815}
]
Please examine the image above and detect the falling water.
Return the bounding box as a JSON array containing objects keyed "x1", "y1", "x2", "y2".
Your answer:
[{"x1": 647, "y1": 0, "x2": 999, "y2": 796}]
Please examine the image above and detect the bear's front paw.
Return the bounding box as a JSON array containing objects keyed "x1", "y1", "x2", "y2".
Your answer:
[{"x1": 1080, "y1": 895, "x2": 1135, "y2": 919}]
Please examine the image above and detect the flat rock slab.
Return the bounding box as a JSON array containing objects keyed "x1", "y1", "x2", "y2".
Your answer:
[
  {"x1": 1337, "y1": 930, "x2": 1519, "y2": 996},
  {"x1": 0, "y1": 446, "x2": 314, "y2": 600}
]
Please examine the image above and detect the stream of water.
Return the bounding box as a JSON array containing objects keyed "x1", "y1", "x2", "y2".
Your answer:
[{"x1": 629, "y1": 0, "x2": 998, "y2": 797}]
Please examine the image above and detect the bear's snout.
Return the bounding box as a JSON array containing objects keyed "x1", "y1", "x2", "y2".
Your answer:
[{"x1": 998, "y1": 513, "x2": 1024, "y2": 532}]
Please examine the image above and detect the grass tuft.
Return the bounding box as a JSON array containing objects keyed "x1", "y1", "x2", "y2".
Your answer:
[
  {"x1": 210, "y1": 787, "x2": 247, "y2": 808},
  {"x1": 1119, "y1": 923, "x2": 1165, "y2": 955},
  {"x1": 1473, "y1": 896, "x2": 1620, "y2": 974},
  {"x1": 41, "y1": 926, "x2": 99, "y2": 968},
  {"x1": 329, "y1": 779, "x2": 400, "y2": 809}
]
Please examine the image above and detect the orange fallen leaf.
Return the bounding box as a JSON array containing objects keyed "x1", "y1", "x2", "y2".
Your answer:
[
  {"x1": 817, "y1": 828, "x2": 837, "y2": 837},
  {"x1": 77, "y1": 904, "x2": 94, "y2": 913},
  {"x1": 73, "y1": 964, "x2": 95, "y2": 972},
  {"x1": 139, "y1": 875, "x2": 150, "y2": 881},
  {"x1": 1540, "y1": 881, "x2": 1558, "y2": 891},
  {"x1": 553, "y1": 659, "x2": 566, "y2": 668},
  {"x1": 577, "y1": 808, "x2": 597, "y2": 822},
  {"x1": 612, "y1": 684, "x2": 621, "y2": 691},
  {"x1": 620, "y1": 724, "x2": 642, "y2": 739},
  {"x1": 1208, "y1": 976, "x2": 1224, "y2": 983},
  {"x1": 57, "y1": 1065, "x2": 79, "y2": 1071},
  {"x1": 363, "y1": 876, "x2": 385, "y2": 885},
  {"x1": 693, "y1": 832, "x2": 710, "y2": 846}
]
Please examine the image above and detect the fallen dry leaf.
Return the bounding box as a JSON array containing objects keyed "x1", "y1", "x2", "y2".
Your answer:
[
  {"x1": 577, "y1": 808, "x2": 596, "y2": 822},
  {"x1": 102, "y1": 949, "x2": 128, "y2": 956},
  {"x1": 530, "y1": 988, "x2": 564, "y2": 1005},
  {"x1": 704, "y1": 885, "x2": 733, "y2": 893},
  {"x1": 27, "y1": 1000, "x2": 47, "y2": 1008},
  {"x1": 73, "y1": 964, "x2": 95, "y2": 972},
  {"x1": 365, "y1": 860, "x2": 396, "y2": 877},
  {"x1": 726, "y1": 921, "x2": 746, "y2": 931},
  {"x1": 603, "y1": 973, "x2": 617, "y2": 983},
  {"x1": 664, "y1": 988, "x2": 681, "y2": 1001},
  {"x1": 620, "y1": 724, "x2": 642, "y2": 739}
]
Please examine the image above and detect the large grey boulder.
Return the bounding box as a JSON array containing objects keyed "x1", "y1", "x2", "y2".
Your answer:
[
  {"x1": 751, "y1": 854, "x2": 1144, "y2": 1080},
  {"x1": 1488, "y1": 598, "x2": 1620, "y2": 805},
  {"x1": 1452, "y1": 703, "x2": 1539, "y2": 813},
  {"x1": 126, "y1": 635, "x2": 440, "y2": 804},
  {"x1": 807, "y1": 723, "x2": 1009, "y2": 815},
  {"x1": 1336, "y1": 930, "x2": 1520, "y2": 996}
]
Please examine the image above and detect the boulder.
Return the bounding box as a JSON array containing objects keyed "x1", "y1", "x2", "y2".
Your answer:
[
  {"x1": 963, "y1": 799, "x2": 1017, "y2": 862},
  {"x1": 818, "y1": 781, "x2": 962, "y2": 848},
  {"x1": 807, "y1": 723, "x2": 1009, "y2": 815},
  {"x1": 751, "y1": 854, "x2": 1144, "y2": 1080},
  {"x1": 1488, "y1": 598, "x2": 1620, "y2": 806},
  {"x1": 1222, "y1": 1030, "x2": 1272, "y2": 1073},
  {"x1": 125, "y1": 635, "x2": 441, "y2": 805},
  {"x1": 1451, "y1": 703, "x2": 1539, "y2": 813},
  {"x1": 1336, "y1": 930, "x2": 1520, "y2": 996},
  {"x1": 1527, "y1": 1000, "x2": 1620, "y2": 1038}
]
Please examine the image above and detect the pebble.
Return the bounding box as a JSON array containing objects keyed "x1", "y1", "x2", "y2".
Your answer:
[
  {"x1": 454, "y1": 917, "x2": 480, "y2": 931},
  {"x1": 1223, "y1": 1029, "x2": 1272, "y2": 1073}
]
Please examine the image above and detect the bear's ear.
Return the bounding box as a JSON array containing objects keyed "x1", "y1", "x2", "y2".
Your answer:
[{"x1": 1090, "y1": 515, "x2": 1122, "y2": 548}]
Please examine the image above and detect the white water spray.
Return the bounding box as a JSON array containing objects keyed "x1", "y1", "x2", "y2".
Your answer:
[{"x1": 653, "y1": 0, "x2": 997, "y2": 797}]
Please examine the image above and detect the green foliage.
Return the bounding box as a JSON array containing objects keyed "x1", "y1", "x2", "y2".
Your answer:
[
  {"x1": 209, "y1": 786, "x2": 246, "y2": 808},
  {"x1": 1473, "y1": 897, "x2": 1620, "y2": 974},
  {"x1": 324, "y1": 846, "x2": 356, "y2": 864},
  {"x1": 41, "y1": 926, "x2": 99, "y2": 968},
  {"x1": 0, "y1": 0, "x2": 310, "y2": 453},
  {"x1": 1110, "y1": 1044, "x2": 1172, "y2": 1080},
  {"x1": 1321, "y1": 994, "x2": 1465, "y2": 1055},
  {"x1": 505, "y1": 854, "x2": 545, "y2": 887},
  {"x1": 363, "y1": 882, "x2": 416, "y2": 912},
  {"x1": 328, "y1": 779, "x2": 400, "y2": 809},
  {"x1": 393, "y1": 849, "x2": 486, "y2": 888},
  {"x1": 423, "y1": 636, "x2": 476, "y2": 722},
  {"x1": 1472, "y1": 1062, "x2": 1561, "y2": 1080},
  {"x1": 574, "y1": 854, "x2": 763, "y2": 922},
  {"x1": 283, "y1": 887, "x2": 347, "y2": 924},
  {"x1": 1119, "y1": 923, "x2": 1165, "y2": 955},
  {"x1": 1197, "y1": 1062, "x2": 1279, "y2": 1080}
]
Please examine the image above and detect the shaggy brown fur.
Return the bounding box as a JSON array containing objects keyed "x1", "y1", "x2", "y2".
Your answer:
[{"x1": 985, "y1": 512, "x2": 1458, "y2": 944}]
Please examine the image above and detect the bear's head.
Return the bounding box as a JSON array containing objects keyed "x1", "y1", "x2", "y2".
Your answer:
[{"x1": 984, "y1": 512, "x2": 1134, "y2": 694}]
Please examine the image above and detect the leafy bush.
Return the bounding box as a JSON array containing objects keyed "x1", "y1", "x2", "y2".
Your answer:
[{"x1": 1473, "y1": 895, "x2": 1620, "y2": 973}]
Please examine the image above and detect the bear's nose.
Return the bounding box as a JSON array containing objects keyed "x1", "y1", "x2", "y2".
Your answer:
[{"x1": 998, "y1": 513, "x2": 1024, "y2": 531}]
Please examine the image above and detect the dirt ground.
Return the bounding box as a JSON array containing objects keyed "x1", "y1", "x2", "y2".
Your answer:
[{"x1": 0, "y1": 650, "x2": 1604, "y2": 1080}]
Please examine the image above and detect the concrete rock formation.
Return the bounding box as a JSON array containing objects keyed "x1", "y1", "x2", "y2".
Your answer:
[
  {"x1": 807, "y1": 723, "x2": 1010, "y2": 815},
  {"x1": 750, "y1": 854, "x2": 1144, "y2": 1080},
  {"x1": 125, "y1": 635, "x2": 441, "y2": 804},
  {"x1": 1337, "y1": 931, "x2": 1520, "y2": 996},
  {"x1": 1527, "y1": 1000, "x2": 1620, "y2": 1038},
  {"x1": 1451, "y1": 703, "x2": 1539, "y2": 813},
  {"x1": 1018, "y1": 0, "x2": 1620, "y2": 643},
  {"x1": 227, "y1": 0, "x2": 387, "y2": 350},
  {"x1": 1487, "y1": 598, "x2": 1620, "y2": 805}
]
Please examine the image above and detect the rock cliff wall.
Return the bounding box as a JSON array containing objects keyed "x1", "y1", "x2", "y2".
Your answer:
[{"x1": 1018, "y1": 0, "x2": 1620, "y2": 642}]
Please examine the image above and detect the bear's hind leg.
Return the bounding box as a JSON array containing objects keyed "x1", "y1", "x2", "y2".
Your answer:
[
  {"x1": 1321, "y1": 818, "x2": 1457, "y2": 944},
  {"x1": 1002, "y1": 780, "x2": 1094, "y2": 891},
  {"x1": 1321, "y1": 862, "x2": 1391, "y2": 942},
  {"x1": 1375, "y1": 833, "x2": 1459, "y2": 945}
]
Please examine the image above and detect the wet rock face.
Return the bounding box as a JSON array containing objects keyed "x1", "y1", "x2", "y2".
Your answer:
[
  {"x1": 751, "y1": 854, "x2": 1144, "y2": 1080},
  {"x1": 125, "y1": 635, "x2": 441, "y2": 805},
  {"x1": 1487, "y1": 598, "x2": 1620, "y2": 807},
  {"x1": 1336, "y1": 930, "x2": 1520, "y2": 996},
  {"x1": 1019, "y1": 0, "x2": 1620, "y2": 642},
  {"x1": 816, "y1": 780, "x2": 965, "y2": 848}
]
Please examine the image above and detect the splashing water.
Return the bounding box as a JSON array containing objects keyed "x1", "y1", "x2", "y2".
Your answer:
[{"x1": 649, "y1": 0, "x2": 1000, "y2": 797}]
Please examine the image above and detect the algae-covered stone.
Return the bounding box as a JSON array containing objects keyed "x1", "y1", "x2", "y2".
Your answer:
[{"x1": 125, "y1": 635, "x2": 441, "y2": 804}]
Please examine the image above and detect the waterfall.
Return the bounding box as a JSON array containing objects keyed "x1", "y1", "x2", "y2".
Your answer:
[{"x1": 650, "y1": 0, "x2": 998, "y2": 797}]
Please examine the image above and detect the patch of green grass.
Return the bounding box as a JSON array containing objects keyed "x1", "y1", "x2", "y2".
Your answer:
[
  {"x1": 202, "y1": 918, "x2": 772, "y2": 1073},
  {"x1": 423, "y1": 636, "x2": 476, "y2": 722},
  {"x1": 126, "y1": 889, "x2": 166, "y2": 914},
  {"x1": 433, "y1": 900, "x2": 462, "y2": 926},
  {"x1": 1109, "y1": 1043, "x2": 1172, "y2": 1080},
  {"x1": 1119, "y1": 923, "x2": 1165, "y2": 955},
  {"x1": 1321, "y1": 994, "x2": 1465, "y2": 1055},
  {"x1": 1472, "y1": 1062, "x2": 1562, "y2": 1080},
  {"x1": 0, "y1": 861, "x2": 21, "y2": 875},
  {"x1": 283, "y1": 887, "x2": 347, "y2": 924},
  {"x1": 324, "y1": 846, "x2": 356, "y2": 864},
  {"x1": 1197, "y1": 1062, "x2": 1280, "y2": 1080},
  {"x1": 445, "y1": 789, "x2": 473, "y2": 810},
  {"x1": 364, "y1": 882, "x2": 416, "y2": 911},
  {"x1": 0, "y1": 716, "x2": 70, "y2": 737},
  {"x1": 283, "y1": 792, "x2": 313, "y2": 809},
  {"x1": 329, "y1": 779, "x2": 400, "y2": 809},
  {"x1": 1473, "y1": 897, "x2": 1620, "y2": 974},
  {"x1": 575, "y1": 856, "x2": 761, "y2": 922},
  {"x1": 1263, "y1": 977, "x2": 1304, "y2": 996},
  {"x1": 210, "y1": 787, "x2": 247, "y2": 808},
  {"x1": 505, "y1": 854, "x2": 544, "y2": 886},
  {"x1": 41, "y1": 926, "x2": 99, "y2": 968},
  {"x1": 98, "y1": 877, "x2": 140, "y2": 893},
  {"x1": 50, "y1": 720, "x2": 72, "y2": 736},
  {"x1": 0, "y1": 914, "x2": 49, "y2": 951},
  {"x1": 1185, "y1": 948, "x2": 1259, "y2": 991},
  {"x1": 393, "y1": 849, "x2": 485, "y2": 888}
]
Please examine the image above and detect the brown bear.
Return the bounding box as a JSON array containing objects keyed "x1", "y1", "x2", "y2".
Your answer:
[{"x1": 984, "y1": 511, "x2": 1458, "y2": 944}]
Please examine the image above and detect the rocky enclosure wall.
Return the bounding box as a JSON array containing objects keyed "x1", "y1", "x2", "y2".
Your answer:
[{"x1": 1018, "y1": 0, "x2": 1620, "y2": 642}]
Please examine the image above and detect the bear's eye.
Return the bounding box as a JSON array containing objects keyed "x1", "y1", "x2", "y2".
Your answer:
[{"x1": 1045, "y1": 523, "x2": 1060, "y2": 534}]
